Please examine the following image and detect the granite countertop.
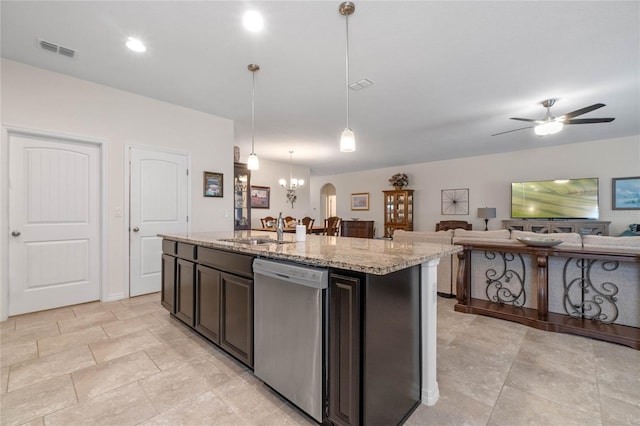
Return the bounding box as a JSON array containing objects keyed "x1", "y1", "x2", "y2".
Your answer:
[{"x1": 160, "y1": 230, "x2": 462, "y2": 275}]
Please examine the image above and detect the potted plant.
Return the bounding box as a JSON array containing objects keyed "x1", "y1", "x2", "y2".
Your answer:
[{"x1": 389, "y1": 173, "x2": 409, "y2": 190}]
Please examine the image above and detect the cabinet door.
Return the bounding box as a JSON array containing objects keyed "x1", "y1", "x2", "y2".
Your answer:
[
  {"x1": 329, "y1": 273, "x2": 361, "y2": 426},
  {"x1": 175, "y1": 259, "x2": 196, "y2": 326},
  {"x1": 220, "y1": 272, "x2": 253, "y2": 367},
  {"x1": 161, "y1": 254, "x2": 176, "y2": 313},
  {"x1": 195, "y1": 265, "x2": 221, "y2": 344}
]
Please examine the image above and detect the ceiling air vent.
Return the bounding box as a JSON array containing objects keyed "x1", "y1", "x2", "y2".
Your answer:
[{"x1": 37, "y1": 38, "x2": 77, "y2": 59}]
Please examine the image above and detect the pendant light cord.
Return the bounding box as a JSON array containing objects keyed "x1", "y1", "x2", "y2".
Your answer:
[
  {"x1": 251, "y1": 70, "x2": 256, "y2": 155},
  {"x1": 345, "y1": 12, "x2": 350, "y2": 129}
]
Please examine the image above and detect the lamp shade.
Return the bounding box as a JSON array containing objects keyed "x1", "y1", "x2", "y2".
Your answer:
[
  {"x1": 340, "y1": 128, "x2": 355, "y2": 152},
  {"x1": 247, "y1": 153, "x2": 259, "y2": 170},
  {"x1": 477, "y1": 207, "x2": 496, "y2": 219},
  {"x1": 534, "y1": 121, "x2": 564, "y2": 136}
]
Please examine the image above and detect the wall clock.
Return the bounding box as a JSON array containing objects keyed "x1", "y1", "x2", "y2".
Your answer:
[{"x1": 441, "y1": 188, "x2": 469, "y2": 215}]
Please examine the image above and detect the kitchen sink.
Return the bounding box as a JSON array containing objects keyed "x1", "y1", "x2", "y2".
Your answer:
[{"x1": 218, "y1": 237, "x2": 294, "y2": 245}]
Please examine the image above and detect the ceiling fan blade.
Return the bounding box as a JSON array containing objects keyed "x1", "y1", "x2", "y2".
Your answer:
[
  {"x1": 491, "y1": 126, "x2": 533, "y2": 136},
  {"x1": 561, "y1": 103, "x2": 605, "y2": 119},
  {"x1": 510, "y1": 117, "x2": 538, "y2": 123},
  {"x1": 564, "y1": 117, "x2": 615, "y2": 124}
]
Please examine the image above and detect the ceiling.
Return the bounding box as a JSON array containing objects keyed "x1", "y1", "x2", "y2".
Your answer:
[{"x1": 2, "y1": 1, "x2": 638, "y2": 176}]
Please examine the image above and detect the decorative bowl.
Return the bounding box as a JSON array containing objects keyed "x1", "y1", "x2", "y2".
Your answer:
[
  {"x1": 351, "y1": 217, "x2": 359, "y2": 221},
  {"x1": 517, "y1": 237, "x2": 563, "y2": 247}
]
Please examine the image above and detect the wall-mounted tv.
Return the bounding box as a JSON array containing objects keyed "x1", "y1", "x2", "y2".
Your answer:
[{"x1": 511, "y1": 178, "x2": 599, "y2": 219}]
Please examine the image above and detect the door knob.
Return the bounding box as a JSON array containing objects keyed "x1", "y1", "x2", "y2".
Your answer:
[
  {"x1": 132, "y1": 227, "x2": 140, "y2": 232},
  {"x1": 11, "y1": 230, "x2": 21, "y2": 237}
]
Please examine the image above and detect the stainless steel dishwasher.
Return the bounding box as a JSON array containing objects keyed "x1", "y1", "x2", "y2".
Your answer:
[{"x1": 253, "y1": 258, "x2": 328, "y2": 423}]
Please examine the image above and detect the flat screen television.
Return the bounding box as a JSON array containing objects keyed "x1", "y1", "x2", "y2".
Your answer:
[{"x1": 511, "y1": 178, "x2": 599, "y2": 219}]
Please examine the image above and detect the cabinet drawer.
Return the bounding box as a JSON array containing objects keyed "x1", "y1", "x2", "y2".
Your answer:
[
  {"x1": 177, "y1": 243, "x2": 196, "y2": 261},
  {"x1": 198, "y1": 247, "x2": 254, "y2": 278},
  {"x1": 162, "y1": 239, "x2": 177, "y2": 255}
]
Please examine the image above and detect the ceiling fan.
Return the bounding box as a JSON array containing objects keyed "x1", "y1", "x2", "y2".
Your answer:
[{"x1": 492, "y1": 98, "x2": 615, "y2": 136}]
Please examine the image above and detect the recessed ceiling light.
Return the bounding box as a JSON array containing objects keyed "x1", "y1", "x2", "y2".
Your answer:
[
  {"x1": 243, "y1": 10, "x2": 264, "y2": 32},
  {"x1": 125, "y1": 37, "x2": 146, "y2": 52}
]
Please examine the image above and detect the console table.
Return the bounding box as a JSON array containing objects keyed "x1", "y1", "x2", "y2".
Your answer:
[
  {"x1": 340, "y1": 220, "x2": 375, "y2": 238},
  {"x1": 502, "y1": 219, "x2": 610, "y2": 236},
  {"x1": 455, "y1": 240, "x2": 640, "y2": 349}
]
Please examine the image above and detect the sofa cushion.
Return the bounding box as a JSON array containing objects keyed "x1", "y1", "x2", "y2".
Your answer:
[
  {"x1": 453, "y1": 229, "x2": 511, "y2": 239},
  {"x1": 510, "y1": 230, "x2": 582, "y2": 245},
  {"x1": 393, "y1": 230, "x2": 453, "y2": 242},
  {"x1": 582, "y1": 235, "x2": 640, "y2": 248}
]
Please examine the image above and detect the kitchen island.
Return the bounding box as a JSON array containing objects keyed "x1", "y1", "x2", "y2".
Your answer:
[{"x1": 160, "y1": 230, "x2": 461, "y2": 425}]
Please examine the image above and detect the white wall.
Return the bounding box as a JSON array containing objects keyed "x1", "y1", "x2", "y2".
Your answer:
[
  {"x1": 1, "y1": 59, "x2": 235, "y2": 305},
  {"x1": 249, "y1": 158, "x2": 312, "y2": 228},
  {"x1": 311, "y1": 136, "x2": 640, "y2": 237}
]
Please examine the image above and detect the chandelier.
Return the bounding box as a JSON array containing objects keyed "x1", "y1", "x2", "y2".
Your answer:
[{"x1": 279, "y1": 151, "x2": 304, "y2": 208}]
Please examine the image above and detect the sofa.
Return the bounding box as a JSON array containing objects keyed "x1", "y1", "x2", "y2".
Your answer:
[{"x1": 393, "y1": 229, "x2": 640, "y2": 329}]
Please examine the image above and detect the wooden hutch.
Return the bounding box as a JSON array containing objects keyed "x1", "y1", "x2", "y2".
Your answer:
[{"x1": 383, "y1": 189, "x2": 414, "y2": 238}]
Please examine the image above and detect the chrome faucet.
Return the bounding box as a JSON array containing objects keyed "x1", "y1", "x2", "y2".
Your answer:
[{"x1": 276, "y1": 212, "x2": 284, "y2": 242}]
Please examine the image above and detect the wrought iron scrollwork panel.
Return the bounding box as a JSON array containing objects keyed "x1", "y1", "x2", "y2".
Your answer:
[
  {"x1": 484, "y1": 251, "x2": 526, "y2": 306},
  {"x1": 562, "y1": 258, "x2": 619, "y2": 324}
]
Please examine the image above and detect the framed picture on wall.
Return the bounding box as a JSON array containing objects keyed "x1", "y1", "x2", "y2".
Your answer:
[
  {"x1": 203, "y1": 171, "x2": 223, "y2": 197},
  {"x1": 251, "y1": 186, "x2": 270, "y2": 208},
  {"x1": 612, "y1": 176, "x2": 640, "y2": 210},
  {"x1": 351, "y1": 193, "x2": 369, "y2": 210},
  {"x1": 441, "y1": 188, "x2": 469, "y2": 215}
]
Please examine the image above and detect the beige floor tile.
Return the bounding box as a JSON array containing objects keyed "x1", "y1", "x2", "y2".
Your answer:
[
  {"x1": 72, "y1": 350, "x2": 159, "y2": 401},
  {"x1": 488, "y1": 385, "x2": 601, "y2": 426},
  {"x1": 19, "y1": 417, "x2": 44, "y2": 426},
  {"x1": 119, "y1": 292, "x2": 161, "y2": 306},
  {"x1": 45, "y1": 381, "x2": 158, "y2": 425},
  {"x1": 600, "y1": 394, "x2": 640, "y2": 425},
  {"x1": 506, "y1": 358, "x2": 601, "y2": 418},
  {"x1": 0, "y1": 318, "x2": 16, "y2": 332},
  {"x1": 213, "y1": 374, "x2": 284, "y2": 421},
  {"x1": 144, "y1": 336, "x2": 212, "y2": 371},
  {"x1": 110, "y1": 302, "x2": 166, "y2": 321},
  {"x1": 8, "y1": 346, "x2": 95, "y2": 392},
  {"x1": 71, "y1": 300, "x2": 124, "y2": 317},
  {"x1": 1, "y1": 366, "x2": 8, "y2": 395},
  {"x1": 12, "y1": 307, "x2": 75, "y2": 331},
  {"x1": 187, "y1": 355, "x2": 234, "y2": 388},
  {"x1": 89, "y1": 329, "x2": 162, "y2": 363},
  {"x1": 148, "y1": 321, "x2": 196, "y2": 344},
  {"x1": 57, "y1": 310, "x2": 117, "y2": 334},
  {"x1": 139, "y1": 391, "x2": 240, "y2": 426},
  {"x1": 406, "y1": 383, "x2": 492, "y2": 426},
  {"x1": 100, "y1": 312, "x2": 166, "y2": 338},
  {"x1": 523, "y1": 327, "x2": 595, "y2": 354},
  {"x1": 0, "y1": 339, "x2": 38, "y2": 368},
  {"x1": 0, "y1": 322, "x2": 60, "y2": 345},
  {"x1": 139, "y1": 361, "x2": 212, "y2": 412},
  {"x1": 0, "y1": 374, "x2": 76, "y2": 426},
  {"x1": 37, "y1": 325, "x2": 108, "y2": 357},
  {"x1": 258, "y1": 401, "x2": 317, "y2": 426},
  {"x1": 596, "y1": 357, "x2": 640, "y2": 408},
  {"x1": 514, "y1": 336, "x2": 597, "y2": 380}
]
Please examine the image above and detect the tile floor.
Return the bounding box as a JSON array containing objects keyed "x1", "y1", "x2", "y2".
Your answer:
[{"x1": 1, "y1": 293, "x2": 639, "y2": 425}]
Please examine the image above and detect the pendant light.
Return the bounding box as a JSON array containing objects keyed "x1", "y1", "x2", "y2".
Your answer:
[
  {"x1": 339, "y1": 2, "x2": 356, "y2": 152},
  {"x1": 247, "y1": 64, "x2": 260, "y2": 170}
]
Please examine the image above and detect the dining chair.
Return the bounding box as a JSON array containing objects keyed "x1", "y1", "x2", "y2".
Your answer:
[
  {"x1": 261, "y1": 216, "x2": 276, "y2": 228},
  {"x1": 324, "y1": 216, "x2": 341, "y2": 236},
  {"x1": 301, "y1": 217, "x2": 315, "y2": 234},
  {"x1": 284, "y1": 216, "x2": 297, "y2": 227}
]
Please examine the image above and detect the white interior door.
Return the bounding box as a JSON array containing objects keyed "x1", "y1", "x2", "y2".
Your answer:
[
  {"x1": 129, "y1": 147, "x2": 188, "y2": 297},
  {"x1": 8, "y1": 132, "x2": 101, "y2": 316}
]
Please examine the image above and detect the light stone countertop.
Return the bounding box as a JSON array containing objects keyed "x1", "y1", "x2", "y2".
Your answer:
[{"x1": 160, "y1": 230, "x2": 462, "y2": 275}]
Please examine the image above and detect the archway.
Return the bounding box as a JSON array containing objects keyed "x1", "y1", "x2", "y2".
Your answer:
[{"x1": 320, "y1": 183, "x2": 337, "y2": 222}]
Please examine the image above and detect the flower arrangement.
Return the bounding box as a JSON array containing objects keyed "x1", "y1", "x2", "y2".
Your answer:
[{"x1": 389, "y1": 173, "x2": 409, "y2": 189}]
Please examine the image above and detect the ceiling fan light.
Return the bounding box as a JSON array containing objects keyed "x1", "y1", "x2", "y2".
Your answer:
[
  {"x1": 535, "y1": 121, "x2": 564, "y2": 136},
  {"x1": 340, "y1": 128, "x2": 356, "y2": 152},
  {"x1": 247, "y1": 153, "x2": 259, "y2": 170}
]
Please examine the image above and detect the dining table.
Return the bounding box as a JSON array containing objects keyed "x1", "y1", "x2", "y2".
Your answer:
[{"x1": 252, "y1": 226, "x2": 326, "y2": 235}]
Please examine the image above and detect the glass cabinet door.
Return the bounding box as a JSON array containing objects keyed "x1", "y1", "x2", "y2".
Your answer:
[{"x1": 234, "y1": 163, "x2": 251, "y2": 230}]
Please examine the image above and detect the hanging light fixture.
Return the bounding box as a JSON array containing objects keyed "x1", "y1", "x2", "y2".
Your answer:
[
  {"x1": 247, "y1": 64, "x2": 260, "y2": 170},
  {"x1": 339, "y1": 1, "x2": 356, "y2": 152},
  {"x1": 279, "y1": 151, "x2": 304, "y2": 208}
]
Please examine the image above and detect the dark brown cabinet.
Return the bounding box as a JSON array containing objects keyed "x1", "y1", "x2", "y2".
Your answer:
[
  {"x1": 175, "y1": 258, "x2": 196, "y2": 326},
  {"x1": 328, "y1": 267, "x2": 421, "y2": 426},
  {"x1": 161, "y1": 254, "x2": 176, "y2": 313},
  {"x1": 161, "y1": 239, "x2": 254, "y2": 368},
  {"x1": 220, "y1": 272, "x2": 253, "y2": 366},
  {"x1": 195, "y1": 265, "x2": 221, "y2": 344},
  {"x1": 340, "y1": 220, "x2": 375, "y2": 238}
]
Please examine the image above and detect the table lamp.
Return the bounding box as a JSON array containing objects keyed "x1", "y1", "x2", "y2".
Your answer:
[{"x1": 477, "y1": 207, "x2": 496, "y2": 231}]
